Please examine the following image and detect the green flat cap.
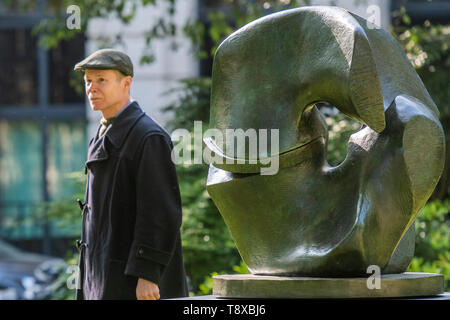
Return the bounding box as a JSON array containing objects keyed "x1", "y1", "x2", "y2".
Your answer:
[{"x1": 74, "y1": 48, "x2": 134, "y2": 77}]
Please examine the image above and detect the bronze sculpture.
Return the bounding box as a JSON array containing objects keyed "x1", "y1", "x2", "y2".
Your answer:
[{"x1": 204, "y1": 6, "x2": 445, "y2": 279}]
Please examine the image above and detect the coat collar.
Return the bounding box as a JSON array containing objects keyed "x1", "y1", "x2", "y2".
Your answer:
[
  {"x1": 86, "y1": 101, "x2": 145, "y2": 166},
  {"x1": 105, "y1": 101, "x2": 145, "y2": 148}
]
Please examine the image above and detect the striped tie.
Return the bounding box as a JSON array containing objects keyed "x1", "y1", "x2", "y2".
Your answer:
[{"x1": 98, "y1": 117, "x2": 114, "y2": 138}]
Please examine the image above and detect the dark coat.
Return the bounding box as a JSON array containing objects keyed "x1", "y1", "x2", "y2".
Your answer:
[{"x1": 76, "y1": 101, "x2": 188, "y2": 300}]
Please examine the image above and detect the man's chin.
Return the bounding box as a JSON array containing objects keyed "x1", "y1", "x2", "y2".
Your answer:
[{"x1": 90, "y1": 103, "x2": 103, "y2": 111}]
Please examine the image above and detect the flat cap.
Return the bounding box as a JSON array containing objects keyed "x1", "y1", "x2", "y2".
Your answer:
[{"x1": 74, "y1": 48, "x2": 133, "y2": 77}]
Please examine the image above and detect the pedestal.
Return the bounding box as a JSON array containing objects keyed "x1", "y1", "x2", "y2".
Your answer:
[{"x1": 213, "y1": 272, "x2": 444, "y2": 299}]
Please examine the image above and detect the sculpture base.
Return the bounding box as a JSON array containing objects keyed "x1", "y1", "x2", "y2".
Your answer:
[{"x1": 212, "y1": 272, "x2": 444, "y2": 299}]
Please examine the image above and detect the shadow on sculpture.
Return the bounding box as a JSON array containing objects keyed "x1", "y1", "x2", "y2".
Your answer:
[{"x1": 204, "y1": 6, "x2": 446, "y2": 298}]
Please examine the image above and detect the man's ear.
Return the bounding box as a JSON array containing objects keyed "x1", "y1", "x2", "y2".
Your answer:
[{"x1": 123, "y1": 76, "x2": 132, "y2": 91}]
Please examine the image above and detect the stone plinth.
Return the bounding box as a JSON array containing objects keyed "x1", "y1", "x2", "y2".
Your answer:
[{"x1": 213, "y1": 273, "x2": 444, "y2": 299}]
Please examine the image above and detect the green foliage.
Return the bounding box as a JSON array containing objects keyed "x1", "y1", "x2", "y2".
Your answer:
[
  {"x1": 392, "y1": 19, "x2": 450, "y2": 200},
  {"x1": 162, "y1": 78, "x2": 212, "y2": 131},
  {"x1": 408, "y1": 200, "x2": 450, "y2": 291},
  {"x1": 321, "y1": 111, "x2": 362, "y2": 167},
  {"x1": 46, "y1": 252, "x2": 80, "y2": 300},
  {"x1": 232, "y1": 260, "x2": 250, "y2": 274},
  {"x1": 32, "y1": 0, "x2": 177, "y2": 56},
  {"x1": 184, "y1": 0, "x2": 310, "y2": 59},
  {"x1": 32, "y1": 0, "x2": 312, "y2": 64},
  {"x1": 176, "y1": 162, "x2": 241, "y2": 294},
  {"x1": 393, "y1": 22, "x2": 450, "y2": 118},
  {"x1": 161, "y1": 78, "x2": 241, "y2": 293},
  {"x1": 45, "y1": 171, "x2": 86, "y2": 227},
  {"x1": 198, "y1": 271, "x2": 218, "y2": 295},
  {"x1": 198, "y1": 260, "x2": 249, "y2": 296},
  {"x1": 42, "y1": 172, "x2": 85, "y2": 300}
]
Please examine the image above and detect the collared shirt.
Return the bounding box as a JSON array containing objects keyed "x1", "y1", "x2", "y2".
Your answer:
[
  {"x1": 98, "y1": 100, "x2": 134, "y2": 138},
  {"x1": 113, "y1": 99, "x2": 134, "y2": 119}
]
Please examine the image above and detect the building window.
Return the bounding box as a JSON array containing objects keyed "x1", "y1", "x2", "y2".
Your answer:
[
  {"x1": 49, "y1": 34, "x2": 86, "y2": 105},
  {"x1": 0, "y1": 3, "x2": 87, "y2": 254},
  {"x1": 0, "y1": 28, "x2": 38, "y2": 106}
]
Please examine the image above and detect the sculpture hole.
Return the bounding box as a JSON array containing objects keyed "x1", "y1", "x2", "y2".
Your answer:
[{"x1": 316, "y1": 102, "x2": 363, "y2": 167}]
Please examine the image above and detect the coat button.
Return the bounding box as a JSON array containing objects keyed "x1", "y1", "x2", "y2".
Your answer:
[
  {"x1": 76, "y1": 240, "x2": 87, "y2": 251},
  {"x1": 138, "y1": 248, "x2": 144, "y2": 255},
  {"x1": 76, "y1": 199, "x2": 85, "y2": 211}
]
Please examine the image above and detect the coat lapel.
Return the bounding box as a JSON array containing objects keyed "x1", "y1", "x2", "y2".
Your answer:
[
  {"x1": 86, "y1": 127, "x2": 109, "y2": 167},
  {"x1": 85, "y1": 102, "x2": 145, "y2": 168}
]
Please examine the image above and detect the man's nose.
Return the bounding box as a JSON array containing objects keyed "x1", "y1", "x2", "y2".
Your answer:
[{"x1": 86, "y1": 82, "x2": 97, "y2": 94}]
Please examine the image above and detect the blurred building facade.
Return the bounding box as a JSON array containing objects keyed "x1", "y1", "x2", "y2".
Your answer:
[
  {"x1": 0, "y1": 0, "x2": 198, "y2": 255},
  {"x1": 0, "y1": 0, "x2": 449, "y2": 256},
  {"x1": 0, "y1": 1, "x2": 87, "y2": 254}
]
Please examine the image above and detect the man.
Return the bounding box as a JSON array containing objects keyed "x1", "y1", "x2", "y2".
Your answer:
[{"x1": 74, "y1": 48, "x2": 188, "y2": 300}]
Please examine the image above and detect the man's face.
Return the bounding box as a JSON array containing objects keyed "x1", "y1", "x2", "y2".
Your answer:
[{"x1": 84, "y1": 69, "x2": 131, "y2": 112}]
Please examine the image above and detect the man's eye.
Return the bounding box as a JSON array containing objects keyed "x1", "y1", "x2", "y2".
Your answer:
[{"x1": 99, "y1": 78, "x2": 105, "y2": 82}]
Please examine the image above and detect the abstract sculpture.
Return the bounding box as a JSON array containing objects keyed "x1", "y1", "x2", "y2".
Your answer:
[{"x1": 204, "y1": 6, "x2": 445, "y2": 280}]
